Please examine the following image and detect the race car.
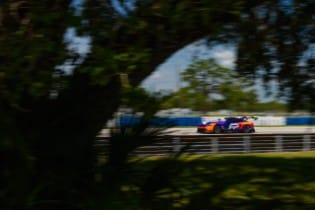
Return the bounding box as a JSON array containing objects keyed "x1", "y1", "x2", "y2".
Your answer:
[{"x1": 197, "y1": 116, "x2": 257, "y2": 134}]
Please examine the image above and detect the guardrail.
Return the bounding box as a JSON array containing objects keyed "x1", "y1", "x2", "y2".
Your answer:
[{"x1": 95, "y1": 133, "x2": 315, "y2": 156}]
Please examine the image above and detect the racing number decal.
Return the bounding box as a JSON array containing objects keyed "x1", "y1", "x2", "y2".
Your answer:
[{"x1": 229, "y1": 123, "x2": 239, "y2": 130}]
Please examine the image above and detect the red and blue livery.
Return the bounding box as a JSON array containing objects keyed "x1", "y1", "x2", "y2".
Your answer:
[{"x1": 197, "y1": 116, "x2": 256, "y2": 134}]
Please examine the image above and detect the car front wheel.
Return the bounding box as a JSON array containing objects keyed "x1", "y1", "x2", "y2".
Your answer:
[{"x1": 214, "y1": 125, "x2": 222, "y2": 134}]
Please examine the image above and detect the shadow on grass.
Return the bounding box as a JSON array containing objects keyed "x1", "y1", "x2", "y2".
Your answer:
[{"x1": 119, "y1": 153, "x2": 315, "y2": 210}]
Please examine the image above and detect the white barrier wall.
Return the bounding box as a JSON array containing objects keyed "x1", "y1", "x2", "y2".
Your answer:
[
  {"x1": 202, "y1": 116, "x2": 286, "y2": 126},
  {"x1": 254, "y1": 117, "x2": 286, "y2": 126}
]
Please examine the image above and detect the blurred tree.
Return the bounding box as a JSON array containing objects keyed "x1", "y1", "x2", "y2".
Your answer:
[
  {"x1": 1, "y1": 1, "x2": 242, "y2": 208},
  {"x1": 235, "y1": 0, "x2": 315, "y2": 112},
  {"x1": 162, "y1": 87, "x2": 213, "y2": 111},
  {"x1": 255, "y1": 100, "x2": 287, "y2": 112},
  {"x1": 162, "y1": 58, "x2": 258, "y2": 112}
]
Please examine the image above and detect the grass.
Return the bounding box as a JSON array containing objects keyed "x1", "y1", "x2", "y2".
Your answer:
[{"x1": 114, "y1": 151, "x2": 315, "y2": 210}]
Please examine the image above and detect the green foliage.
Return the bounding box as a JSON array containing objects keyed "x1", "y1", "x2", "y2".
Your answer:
[
  {"x1": 80, "y1": 152, "x2": 315, "y2": 209},
  {"x1": 0, "y1": 1, "x2": 72, "y2": 104},
  {"x1": 121, "y1": 86, "x2": 164, "y2": 117},
  {"x1": 234, "y1": 0, "x2": 315, "y2": 111},
  {"x1": 255, "y1": 101, "x2": 287, "y2": 112},
  {"x1": 129, "y1": 153, "x2": 315, "y2": 210},
  {"x1": 162, "y1": 87, "x2": 214, "y2": 111},
  {"x1": 162, "y1": 58, "x2": 260, "y2": 112}
]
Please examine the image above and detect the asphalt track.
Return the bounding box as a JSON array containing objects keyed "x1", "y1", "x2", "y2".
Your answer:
[{"x1": 99, "y1": 126, "x2": 315, "y2": 136}]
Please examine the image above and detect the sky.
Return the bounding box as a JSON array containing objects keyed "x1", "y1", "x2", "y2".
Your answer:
[{"x1": 141, "y1": 42, "x2": 236, "y2": 93}]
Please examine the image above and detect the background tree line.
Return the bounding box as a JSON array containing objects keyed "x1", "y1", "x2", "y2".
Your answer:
[{"x1": 161, "y1": 58, "x2": 286, "y2": 112}]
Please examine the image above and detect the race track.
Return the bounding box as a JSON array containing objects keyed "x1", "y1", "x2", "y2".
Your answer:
[
  {"x1": 99, "y1": 126, "x2": 315, "y2": 137},
  {"x1": 166, "y1": 126, "x2": 315, "y2": 135},
  {"x1": 97, "y1": 126, "x2": 315, "y2": 155}
]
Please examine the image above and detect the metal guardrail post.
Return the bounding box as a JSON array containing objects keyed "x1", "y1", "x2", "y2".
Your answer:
[
  {"x1": 275, "y1": 135, "x2": 283, "y2": 152},
  {"x1": 211, "y1": 138, "x2": 218, "y2": 154},
  {"x1": 173, "y1": 137, "x2": 181, "y2": 153},
  {"x1": 243, "y1": 136, "x2": 250, "y2": 153},
  {"x1": 303, "y1": 135, "x2": 311, "y2": 151}
]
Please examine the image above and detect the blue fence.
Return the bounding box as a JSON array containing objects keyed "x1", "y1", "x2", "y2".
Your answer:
[
  {"x1": 286, "y1": 117, "x2": 315, "y2": 125},
  {"x1": 118, "y1": 116, "x2": 315, "y2": 127},
  {"x1": 119, "y1": 116, "x2": 202, "y2": 127}
]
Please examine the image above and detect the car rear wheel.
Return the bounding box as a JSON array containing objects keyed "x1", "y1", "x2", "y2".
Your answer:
[{"x1": 243, "y1": 125, "x2": 252, "y2": 133}]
